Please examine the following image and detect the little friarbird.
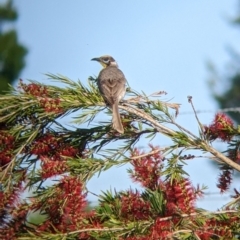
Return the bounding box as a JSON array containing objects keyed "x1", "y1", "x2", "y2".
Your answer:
[{"x1": 91, "y1": 55, "x2": 126, "y2": 133}]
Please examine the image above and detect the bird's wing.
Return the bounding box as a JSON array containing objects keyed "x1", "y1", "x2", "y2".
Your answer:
[{"x1": 98, "y1": 67, "x2": 126, "y2": 104}]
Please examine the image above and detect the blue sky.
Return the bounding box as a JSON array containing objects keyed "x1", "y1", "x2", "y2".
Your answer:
[{"x1": 6, "y1": 0, "x2": 240, "y2": 209}]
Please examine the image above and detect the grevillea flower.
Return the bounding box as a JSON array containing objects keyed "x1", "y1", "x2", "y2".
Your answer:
[
  {"x1": 217, "y1": 168, "x2": 232, "y2": 193},
  {"x1": 130, "y1": 146, "x2": 163, "y2": 190},
  {"x1": 0, "y1": 170, "x2": 27, "y2": 240},
  {"x1": 165, "y1": 178, "x2": 196, "y2": 215},
  {"x1": 150, "y1": 218, "x2": 172, "y2": 239},
  {"x1": 0, "y1": 203, "x2": 28, "y2": 240},
  {"x1": 36, "y1": 176, "x2": 92, "y2": 237},
  {"x1": 196, "y1": 215, "x2": 237, "y2": 239},
  {"x1": 19, "y1": 80, "x2": 63, "y2": 114},
  {"x1": 30, "y1": 133, "x2": 80, "y2": 178},
  {"x1": 39, "y1": 97, "x2": 63, "y2": 113},
  {"x1": 40, "y1": 156, "x2": 69, "y2": 179},
  {"x1": 120, "y1": 190, "x2": 151, "y2": 221},
  {"x1": 0, "y1": 131, "x2": 15, "y2": 167},
  {"x1": 204, "y1": 113, "x2": 234, "y2": 142},
  {"x1": 19, "y1": 80, "x2": 48, "y2": 97},
  {"x1": 30, "y1": 133, "x2": 58, "y2": 156}
]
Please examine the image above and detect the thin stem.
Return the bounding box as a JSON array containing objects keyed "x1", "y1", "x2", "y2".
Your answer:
[
  {"x1": 188, "y1": 96, "x2": 205, "y2": 133},
  {"x1": 120, "y1": 103, "x2": 177, "y2": 137},
  {"x1": 171, "y1": 120, "x2": 199, "y2": 139}
]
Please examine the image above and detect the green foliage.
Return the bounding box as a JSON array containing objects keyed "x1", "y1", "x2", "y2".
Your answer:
[
  {"x1": 1, "y1": 75, "x2": 240, "y2": 239},
  {"x1": 212, "y1": 73, "x2": 240, "y2": 123},
  {"x1": 0, "y1": 0, "x2": 17, "y2": 21},
  {"x1": 208, "y1": 7, "x2": 240, "y2": 124},
  {"x1": 0, "y1": 0, "x2": 27, "y2": 94}
]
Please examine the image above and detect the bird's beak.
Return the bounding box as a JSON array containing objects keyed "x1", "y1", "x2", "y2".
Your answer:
[{"x1": 91, "y1": 57, "x2": 100, "y2": 62}]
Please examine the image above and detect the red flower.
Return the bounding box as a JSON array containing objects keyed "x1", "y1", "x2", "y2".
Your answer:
[
  {"x1": 120, "y1": 190, "x2": 151, "y2": 221},
  {"x1": 165, "y1": 178, "x2": 196, "y2": 215},
  {"x1": 30, "y1": 133, "x2": 81, "y2": 178},
  {"x1": 217, "y1": 168, "x2": 232, "y2": 193},
  {"x1": 30, "y1": 133, "x2": 58, "y2": 155},
  {"x1": 0, "y1": 170, "x2": 27, "y2": 240},
  {"x1": 196, "y1": 216, "x2": 236, "y2": 239},
  {"x1": 35, "y1": 176, "x2": 91, "y2": 236},
  {"x1": 130, "y1": 146, "x2": 163, "y2": 190},
  {"x1": 150, "y1": 218, "x2": 172, "y2": 239},
  {"x1": 19, "y1": 80, "x2": 63, "y2": 114},
  {"x1": 40, "y1": 156, "x2": 69, "y2": 179},
  {"x1": 0, "y1": 131, "x2": 15, "y2": 167},
  {"x1": 39, "y1": 97, "x2": 63, "y2": 114},
  {"x1": 19, "y1": 80, "x2": 48, "y2": 97},
  {"x1": 204, "y1": 113, "x2": 234, "y2": 141}
]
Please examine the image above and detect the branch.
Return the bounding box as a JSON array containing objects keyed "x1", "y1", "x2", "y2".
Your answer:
[
  {"x1": 121, "y1": 100, "x2": 240, "y2": 172},
  {"x1": 153, "y1": 209, "x2": 238, "y2": 222},
  {"x1": 130, "y1": 148, "x2": 165, "y2": 159},
  {"x1": 21, "y1": 209, "x2": 237, "y2": 239},
  {"x1": 120, "y1": 103, "x2": 177, "y2": 137},
  {"x1": 202, "y1": 143, "x2": 240, "y2": 172}
]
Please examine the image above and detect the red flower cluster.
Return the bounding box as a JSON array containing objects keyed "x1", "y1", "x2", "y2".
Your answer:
[
  {"x1": 196, "y1": 215, "x2": 239, "y2": 239},
  {"x1": 0, "y1": 203, "x2": 28, "y2": 240},
  {"x1": 36, "y1": 176, "x2": 91, "y2": 238},
  {"x1": 165, "y1": 178, "x2": 196, "y2": 215},
  {"x1": 204, "y1": 113, "x2": 234, "y2": 141},
  {"x1": 40, "y1": 156, "x2": 69, "y2": 179},
  {"x1": 121, "y1": 178, "x2": 197, "y2": 239},
  {"x1": 0, "y1": 130, "x2": 15, "y2": 167},
  {"x1": 150, "y1": 218, "x2": 173, "y2": 239},
  {"x1": 30, "y1": 133, "x2": 58, "y2": 156},
  {"x1": 120, "y1": 190, "x2": 151, "y2": 221},
  {"x1": 0, "y1": 170, "x2": 27, "y2": 240},
  {"x1": 19, "y1": 80, "x2": 48, "y2": 97},
  {"x1": 130, "y1": 146, "x2": 163, "y2": 190},
  {"x1": 39, "y1": 97, "x2": 62, "y2": 113},
  {"x1": 19, "y1": 80, "x2": 62, "y2": 114},
  {"x1": 30, "y1": 133, "x2": 80, "y2": 178},
  {"x1": 217, "y1": 168, "x2": 232, "y2": 193}
]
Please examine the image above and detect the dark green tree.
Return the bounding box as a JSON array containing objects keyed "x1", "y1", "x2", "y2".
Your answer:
[
  {"x1": 208, "y1": 3, "x2": 240, "y2": 123},
  {"x1": 0, "y1": 0, "x2": 27, "y2": 94},
  {"x1": 207, "y1": 2, "x2": 240, "y2": 191}
]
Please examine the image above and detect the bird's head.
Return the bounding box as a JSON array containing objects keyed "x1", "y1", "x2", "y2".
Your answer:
[{"x1": 91, "y1": 55, "x2": 118, "y2": 68}]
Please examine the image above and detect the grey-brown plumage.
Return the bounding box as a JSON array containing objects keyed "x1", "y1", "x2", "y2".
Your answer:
[{"x1": 91, "y1": 55, "x2": 126, "y2": 133}]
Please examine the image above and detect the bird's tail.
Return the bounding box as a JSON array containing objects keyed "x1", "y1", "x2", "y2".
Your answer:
[{"x1": 112, "y1": 103, "x2": 124, "y2": 134}]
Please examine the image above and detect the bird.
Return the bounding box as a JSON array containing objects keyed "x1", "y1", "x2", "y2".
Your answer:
[{"x1": 91, "y1": 55, "x2": 126, "y2": 133}]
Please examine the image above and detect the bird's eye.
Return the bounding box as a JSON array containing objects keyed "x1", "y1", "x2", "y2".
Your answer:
[{"x1": 102, "y1": 57, "x2": 109, "y2": 62}]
